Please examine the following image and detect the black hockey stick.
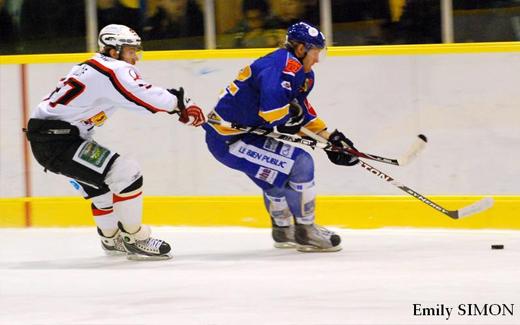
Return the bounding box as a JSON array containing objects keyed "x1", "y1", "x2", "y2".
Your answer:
[
  {"x1": 207, "y1": 119, "x2": 426, "y2": 166},
  {"x1": 358, "y1": 160, "x2": 494, "y2": 219},
  {"x1": 300, "y1": 128, "x2": 494, "y2": 219}
]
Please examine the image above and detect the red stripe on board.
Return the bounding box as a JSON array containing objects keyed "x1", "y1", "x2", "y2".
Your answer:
[
  {"x1": 21, "y1": 64, "x2": 32, "y2": 227},
  {"x1": 113, "y1": 191, "x2": 142, "y2": 203},
  {"x1": 86, "y1": 59, "x2": 167, "y2": 113}
]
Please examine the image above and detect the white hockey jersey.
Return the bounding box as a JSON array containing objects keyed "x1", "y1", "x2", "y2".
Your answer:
[{"x1": 32, "y1": 53, "x2": 179, "y2": 139}]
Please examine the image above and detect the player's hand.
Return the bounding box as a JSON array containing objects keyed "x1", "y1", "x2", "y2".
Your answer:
[
  {"x1": 325, "y1": 129, "x2": 359, "y2": 166},
  {"x1": 275, "y1": 99, "x2": 305, "y2": 134},
  {"x1": 167, "y1": 87, "x2": 205, "y2": 127},
  {"x1": 178, "y1": 105, "x2": 206, "y2": 127}
]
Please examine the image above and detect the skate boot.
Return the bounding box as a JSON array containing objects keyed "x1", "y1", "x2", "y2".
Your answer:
[
  {"x1": 295, "y1": 223, "x2": 342, "y2": 252},
  {"x1": 98, "y1": 228, "x2": 126, "y2": 256},
  {"x1": 118, "y1": 222, "x2": 172, "y2": 261},
  {"x1": 272, "y1": 224, "x2": 297, "y2": 249}
]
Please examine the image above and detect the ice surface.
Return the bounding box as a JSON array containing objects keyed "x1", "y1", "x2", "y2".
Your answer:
[{"x1": 0, "y1": 227, "x2": 519, "y2": 325}]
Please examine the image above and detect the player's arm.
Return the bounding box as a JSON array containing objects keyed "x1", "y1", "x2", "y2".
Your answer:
[
  {"x1": 294, "y1": 95, "x2": 358, "y2": 167},
  {"x1": 256, "y1": 61, "x2": 301, "y2": 125},
  {"x1": 115, "y1": 66, "x2": 205, "y2": 126}
]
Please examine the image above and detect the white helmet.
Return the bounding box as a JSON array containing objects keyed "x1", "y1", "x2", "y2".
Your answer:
[{"x1": 98, "y1": 24, "x2": 141, "y2": 53}]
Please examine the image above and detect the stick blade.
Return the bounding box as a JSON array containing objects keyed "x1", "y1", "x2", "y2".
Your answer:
[
  {"x1": 397, "y1": 134, "x2": 428, "y2": 166},
  {"x1": 456, "y1": 197, "x2": 494, "y2": 219}
]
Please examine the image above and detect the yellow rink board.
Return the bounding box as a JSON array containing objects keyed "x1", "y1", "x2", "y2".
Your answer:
[
  {"x1": 0, "y1": 196, "x2": 518, "y2": 229},
  {"x1": 2, "y1": 42, "x2": 520, "y2": 65}
]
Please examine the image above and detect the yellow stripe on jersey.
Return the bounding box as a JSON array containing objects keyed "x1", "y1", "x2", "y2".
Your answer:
[
  {"x1": 303, "y1": 117, "x2": 327, "y2": 133},
  {"x1": 258, "y1": 104, "x2": 290, "y2": 123},
  {"x1": 208, "y1": 123, "x2": 245, "y2": 136},
  {"x1": 206, "y1": 110, "x2": 244, "y2": 136}
]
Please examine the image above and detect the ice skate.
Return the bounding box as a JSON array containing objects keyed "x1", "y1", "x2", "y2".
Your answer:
[
  {"x1": 98, "y1": 228, "x2": 126, "y2": 256},
  {"x1": 118, "y1": 222, "x2": 172, "y2": 261},
  {"x1": 295, "y1": 224, "x2": 342, "y2": 252},
  {"x1": 272, "y1": 224, "x2": 297, "y2": 249}
]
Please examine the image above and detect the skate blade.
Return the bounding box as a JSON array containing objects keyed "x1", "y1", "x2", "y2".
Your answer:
[
  {"x1": 126, "y1": 252, "x2": 173, "y2": 261},
  {"x1": 273, "y1": 242, "x2": 297, "y2": 249},
  {"x1": 103, "y1": 250, "x2": 127, "y2": 256},
  {"x1": 296, "y1": 244, "x2": 342, "y2": 253}
]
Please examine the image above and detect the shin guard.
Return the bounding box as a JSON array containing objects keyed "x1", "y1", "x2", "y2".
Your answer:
[
  {"x1": 263, "y1": 192, "x2": 292, "y2": 227},
  {"x1": 286, "y1": 180, "x2": 316, "y2": 225}
]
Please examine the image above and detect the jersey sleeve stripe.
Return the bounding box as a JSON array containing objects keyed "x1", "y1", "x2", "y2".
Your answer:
[
  {"x1": 303, "y1": 117, "x2": 327, "y2": 133},
  {"x1": 85, "y1": 59, "x2": 167, "y2": 113},
  {"x1": 258, "y1": 104, "x2": 290, "y2": 123}
]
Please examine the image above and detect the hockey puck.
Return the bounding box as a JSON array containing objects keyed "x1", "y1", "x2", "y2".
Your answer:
[
  {"x1": 491, "y1": 244, "x2": 504, "y2": 250},
  {"x1": 418, "y1": 134, "x2": 428, "y2": 142}
]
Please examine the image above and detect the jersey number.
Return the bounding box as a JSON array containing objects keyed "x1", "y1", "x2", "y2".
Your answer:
[
  {"x1": 223, "y1": 65, "x2": 252, "y2": 97},
  {"x1": 49, "y1": 77, "x2": 86, "y2": 108}
]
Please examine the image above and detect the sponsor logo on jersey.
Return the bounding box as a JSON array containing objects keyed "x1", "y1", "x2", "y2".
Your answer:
[
  {"x1": 78, "y1": 142, "x2": 111, "y2": 168},
  {"x1": 85, "y1": 111, "x2": 108, "y2": 127},
  {"x1": 281, "y1": 80, "x2": 292, "y2": 91},
  {"x1": 263, "y1": 138, "x2": 279, "y2": 152},
  {"x1": 229, "y1": 140, "x2": 294, "y2": 174},
  {"x1": 255, "y1": 167, "x2": 278, "y2": 185},
  {"x1": 279, "y1": 143, "x2": 295, "y2": 158},
  {"x1": 299, "y1": 77, "x2": 314, "y2": 93},
  {"x1": 283, "y1": 58, "x2": 302, "y2": 76},
  {"x1": 128, "y1": 69, "x2": 141, "y2": 81}
]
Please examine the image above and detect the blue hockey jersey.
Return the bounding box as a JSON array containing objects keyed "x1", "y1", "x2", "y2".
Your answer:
[{"x1": 206, "y1": 48, "x2": 326, "y2": 137}]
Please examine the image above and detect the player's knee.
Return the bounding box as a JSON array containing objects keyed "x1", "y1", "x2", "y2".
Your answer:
[
  {"x1": 105, "y1": 157, "x2": 143, "y2": 195},
  {"x1": 91, "y1": 191, "x2": 113, "y2": 209},
  {"x1": 289, "y1": 151, "x2": 314, "y2": 184},
  {"x1": 264, "y1": 186, "x2": 285, "y2": 198}
]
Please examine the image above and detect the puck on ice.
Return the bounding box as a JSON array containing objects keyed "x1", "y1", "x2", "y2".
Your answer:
[
  {"x1": 491, "y1": 244, "x2": 504, "y2": 250},
  {"x1": 418, "y1": 134, "x2": 428, "y2": 142}
]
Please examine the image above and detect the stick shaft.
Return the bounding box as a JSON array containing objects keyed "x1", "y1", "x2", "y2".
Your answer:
[
  {"x1": 208, "y1": 119, "x2": 402, "y2": 165},
  {"x1": 299, "y1": 127, "x2": 484, "y2": 219}
]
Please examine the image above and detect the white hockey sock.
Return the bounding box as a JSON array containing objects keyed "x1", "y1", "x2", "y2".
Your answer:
[
  {"x1": 113, "y1": 192, "x2": 143, "y2": 234},
  {"x1": 91, "y1": 192, "x2": 118, "y2": 237}
]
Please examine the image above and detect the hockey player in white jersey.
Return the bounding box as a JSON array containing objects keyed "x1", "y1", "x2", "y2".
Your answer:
[{"x1": 25, "y1": 24, "x2": 205, "y2": 260}]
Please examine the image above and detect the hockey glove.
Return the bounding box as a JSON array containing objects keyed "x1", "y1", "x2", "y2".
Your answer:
[
  {"x1": 325, "y1": 129, "x2": 359, "y2": 166},
  {"x1": 275, "y1": 99, "x2": 305, "y2": 134},
  {"x1": 167, "y1": 87, "x2": 206, "y2": 127}
]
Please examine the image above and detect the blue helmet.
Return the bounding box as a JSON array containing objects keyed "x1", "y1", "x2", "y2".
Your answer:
[{"x1": 286, "y1": 22, "x2": 325, "y2": 50}]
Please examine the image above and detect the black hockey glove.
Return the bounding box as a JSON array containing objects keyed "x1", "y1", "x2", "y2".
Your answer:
[
  {"x1": 167, "y1": 87, "x2": 205, "y2": 126},
  {"x1": 167, "y1": 87, "x2": 187, "y2": 112},
  {"x1": 325, "y1": 129, "x2": 360, "y2": 166},
  {"x1": 275, "y1": 99, "x2": 305, "y2": 135}
]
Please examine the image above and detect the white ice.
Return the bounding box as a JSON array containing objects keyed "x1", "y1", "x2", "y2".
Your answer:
[{"x1": 0, "y1": 227, "x2": 519, "y2": 325}]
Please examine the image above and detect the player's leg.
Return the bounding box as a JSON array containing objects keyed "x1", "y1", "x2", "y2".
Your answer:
[
  {"x1": 70, "y1": 180, "x2": 125, "y2": 255},
  {"x1": 206, "y1": 132, "x2": 340, "y2": 252},
  {"x1": 263, "y1": 187, "x2": 296, "y2": 248},
  {"x1": 283, "y1": 152, "x2": 341, "y2": 252},
  {"x1": 33, "y1": 135, "x2": 170, "y2": 259},
  {"x1": 102, "y1": 156, "x2": 171, "y2": 260}
]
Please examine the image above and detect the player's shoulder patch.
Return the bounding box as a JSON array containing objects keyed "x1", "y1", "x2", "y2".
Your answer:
[{"x1": 283, "y1": 57, "x2": 302, "y2": 76}]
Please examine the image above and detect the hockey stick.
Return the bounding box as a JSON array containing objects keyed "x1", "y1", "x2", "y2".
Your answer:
[
  {"x1": 299, "y1": 128, "x2": 494, "y2": 219},
  {"x1": 207, "y1": 119, "x2": 426, "y2": 166}
]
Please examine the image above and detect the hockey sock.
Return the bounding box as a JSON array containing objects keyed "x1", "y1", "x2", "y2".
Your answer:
[
  {"x1": 263, "y1": 188, "x2": 292, "y2": 227},
  {"x1": 91, "y1": 191, "x2": 118, "y2": 237},
  {"x1": 113, "y1": 192, "x2": 143, "y2": 234},
  {"x1": 285, "y1": 180, "x2": 316, "y2": 225},
  {"x1": 284, "y1": 152, "x2": 316, "y2": 225}
]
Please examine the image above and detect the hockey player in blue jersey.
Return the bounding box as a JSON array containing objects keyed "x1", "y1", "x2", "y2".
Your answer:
[{"x1": 203, "y1": 22, "x2": 359, "y2": 252}]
